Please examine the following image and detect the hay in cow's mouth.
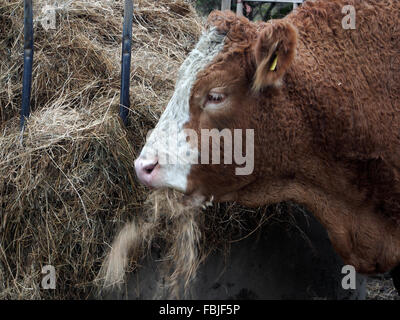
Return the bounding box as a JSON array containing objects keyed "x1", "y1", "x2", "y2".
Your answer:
[
  {"x1": 96, "y1": 188, "x2": 282, "y2": 298},
  {"x1": 96, "y1": 189, "x2": 203, "y2": 298}
]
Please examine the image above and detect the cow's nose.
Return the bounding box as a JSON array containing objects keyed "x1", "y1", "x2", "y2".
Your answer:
[{"x1": 134, "y1": 157, "x2": 159, "y2": 187}]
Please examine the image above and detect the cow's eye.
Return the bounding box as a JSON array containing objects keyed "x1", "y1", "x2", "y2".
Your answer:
[{"x1": 204, "y1": 89, "x2": 226, "y2": 109}]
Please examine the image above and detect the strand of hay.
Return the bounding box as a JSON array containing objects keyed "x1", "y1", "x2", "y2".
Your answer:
[
  {"x1": 163, "y1": 209, "x2": 202, "y2": 298},
  {"x1": 98, "y1": 219, "x2": 156, "y2": 289},
  {"x1": 97, "y1": 189, "x2": 202, "y2": 298},
  {"x1": 139, "y1": 190, "x2": 203, "y2": 298}
]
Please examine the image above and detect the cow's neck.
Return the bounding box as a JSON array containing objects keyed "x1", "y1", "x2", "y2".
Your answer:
[{"x1": 232, "y1": 167, "x2": 400, "y2": 275}]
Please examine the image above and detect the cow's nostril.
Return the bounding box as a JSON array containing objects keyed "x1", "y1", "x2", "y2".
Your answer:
[
  {"x1": 134, "y1": 158, "x2": 159, "y2": 186},
  {"x1": 144, "y1": 162, "x2": 158, "y2": 175}
]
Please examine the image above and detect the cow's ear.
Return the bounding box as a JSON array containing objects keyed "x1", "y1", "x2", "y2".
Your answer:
[{"x1": 253, "y1": 21, "x2": 297, "y2": 91}]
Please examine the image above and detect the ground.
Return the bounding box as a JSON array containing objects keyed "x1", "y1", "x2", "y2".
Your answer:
[{"x1": 366, "y1": 275, "x2": 399, "y2": 300}]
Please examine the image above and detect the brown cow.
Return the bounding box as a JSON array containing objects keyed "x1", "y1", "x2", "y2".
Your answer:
[{"x1": 135, "y1": 0, "x2": 400, "y2": 292}]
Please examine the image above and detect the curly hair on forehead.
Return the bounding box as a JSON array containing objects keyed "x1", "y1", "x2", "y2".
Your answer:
[
  {"x1": 206, "y1": 10, "x2": 258, "y2": 43},
  {"x1": 204, "y1": 10, "x2": 261, "y2": 80}
]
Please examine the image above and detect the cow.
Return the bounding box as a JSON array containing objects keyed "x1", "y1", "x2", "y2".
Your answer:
[{"x1": 134, "y1": 0, "x2": 400, "y2": 293}]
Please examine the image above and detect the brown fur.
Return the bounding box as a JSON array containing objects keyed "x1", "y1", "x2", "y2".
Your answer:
[{"x1": 184, "y1": 0, "x2": 400, "y2": 274}]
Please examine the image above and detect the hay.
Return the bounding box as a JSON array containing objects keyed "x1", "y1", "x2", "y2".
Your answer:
[
  {"x1": 0, "y1": 0, "x2": 202, "y2": 124},
  {"x1": 97, "y1": 188, "x2": 284, "y2": 299},
  {"x1": 97, "y1": 189, "x2": 203, "y2": 298}
]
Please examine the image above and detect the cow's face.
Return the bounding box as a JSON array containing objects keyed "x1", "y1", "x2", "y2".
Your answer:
[{"x1": 135, "y1": 11, "x2": 297, "y2": 205}]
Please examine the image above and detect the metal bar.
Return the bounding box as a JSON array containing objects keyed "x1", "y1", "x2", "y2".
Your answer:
[
  {"x1": 221, "y1": 0, "x2": 232, "y2": 11},
  {"x1": 237, "y1": 0, "x2": 244, "y2": 17},
  {"x1": 20, "y1": 0, "x2": 34, "y2": 131},
  {"x1": 119, "y1": 0, "x2": 134, "y2": 126}
]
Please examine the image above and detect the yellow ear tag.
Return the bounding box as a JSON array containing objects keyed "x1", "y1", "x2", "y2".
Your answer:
[{"x1": 269, "y1": 55, "x2": 278, "y2": 71}]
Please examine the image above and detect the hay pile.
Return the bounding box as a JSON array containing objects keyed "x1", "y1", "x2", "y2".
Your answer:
[
  {"x1": 0, "y1": 0, "x2": 202, "y2": 124},
  {"x1": 0, "y1": 0, "x2": 281, "y2": 299}
]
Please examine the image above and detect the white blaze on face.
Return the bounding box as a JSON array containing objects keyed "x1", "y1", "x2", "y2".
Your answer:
[{"x1": 138, "y1": 29, "x2": 225, "y2": 192}]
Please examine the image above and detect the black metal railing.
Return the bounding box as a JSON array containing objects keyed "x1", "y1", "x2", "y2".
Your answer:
[
  {"x1": 20, "y1": 0, "x2": 34, "y2": 131},
  {"x1": 20, "y1": 0, "x2": 134, "y2": 132},
  {"x1": 119, "y1": 0, "x2": 134, "y2": 126}
]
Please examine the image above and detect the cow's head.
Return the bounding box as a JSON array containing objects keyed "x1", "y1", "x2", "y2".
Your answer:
[{"x1": 135, "y1": 11, "x2": 298, "y2": 206}]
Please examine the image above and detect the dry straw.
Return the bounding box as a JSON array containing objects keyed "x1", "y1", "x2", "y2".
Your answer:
[{"x1": 0, "y1": 0, "x2": 280, "y2": 299}]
